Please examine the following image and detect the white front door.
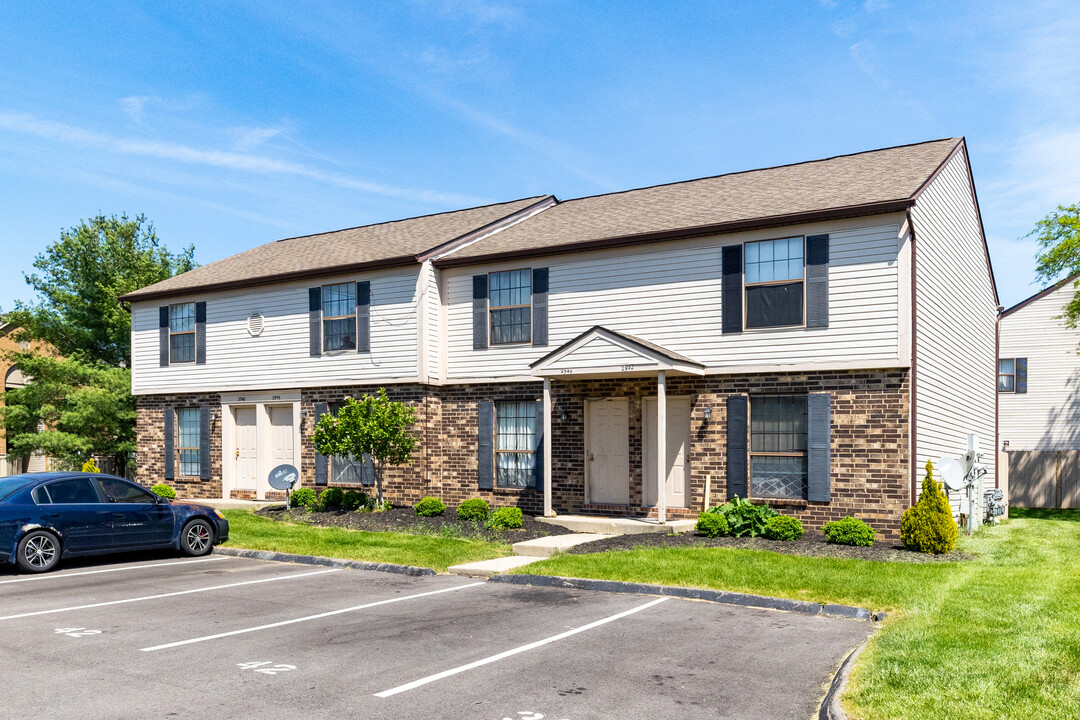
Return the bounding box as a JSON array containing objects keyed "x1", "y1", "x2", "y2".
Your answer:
[
  {"x1": 234, "y1": 407, "x2": 258, "y2": 493},
  {"x1": 587, "y1": 398, "x2": 630, "y2": 505},
  {"x1": 643, "y1": 396, "x2": 691, "y2": 508}
]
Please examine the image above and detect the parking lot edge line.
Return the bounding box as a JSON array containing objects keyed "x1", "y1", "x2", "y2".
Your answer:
[
  {"x1": 0, "y1": 568, "x2": 342, "y2": 621},
  {"x1": 373, "y1": 596, "x2": 670, "y2": 699},
  {"x1": 0, "y1": 557, "x2": 231, "y2": 586},
  {"x1": 139, "y1": 581, "x2": 486, "y2": 652}
]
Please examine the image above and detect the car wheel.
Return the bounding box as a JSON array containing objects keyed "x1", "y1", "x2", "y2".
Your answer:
[
  {"x1": 180, "y1": 519, "x2": 215, "y2": 557},
  {"x1": 16, "y1": 530, "x2": 61, "y2": 573}
]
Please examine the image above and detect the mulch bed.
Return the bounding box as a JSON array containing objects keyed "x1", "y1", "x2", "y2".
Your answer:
[
  {"x1": 255, "y1": 505, "x2": 575, "y2": 543},
  {"x1": 562, "y1": 530, "x2": 972, "y2": 563}
]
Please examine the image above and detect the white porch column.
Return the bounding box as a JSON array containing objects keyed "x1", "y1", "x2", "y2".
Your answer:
[
  {"x1": 543, "y1": 378, "x2": 554, "y2": 517},
  {"x1": 657, "y1": 370, "x2": 667, "y2": 525}
]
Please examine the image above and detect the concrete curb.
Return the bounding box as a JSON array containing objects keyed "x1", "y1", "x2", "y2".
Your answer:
[
  {"x1": 215, "y1": 546, "x2": 436, "y2": 576},
  {"x1": 489, "y1": 574, "x2": 883, "y2": 621},
  {"x1": 819, "y1": 639, "x2": 870, "y2": 720}
]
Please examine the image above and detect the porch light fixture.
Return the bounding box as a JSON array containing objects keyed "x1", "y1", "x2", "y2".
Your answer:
[
  {"x1": 560, "y1": 410, "x2": 568, "y2": 422},
  {"x1": 703, "y1": 406, "x2": 713, "y2": 421}
]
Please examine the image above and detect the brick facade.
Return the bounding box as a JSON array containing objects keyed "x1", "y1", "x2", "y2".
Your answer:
[{"x1": 136, "y1": 368, "x2": 910, "y2": 538}]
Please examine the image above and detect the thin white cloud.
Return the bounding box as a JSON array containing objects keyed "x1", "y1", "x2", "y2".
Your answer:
[
  {"x1": 848, "y1": 40, "x2": 931, "y2": 119},
  {"x1": 0, "y1": 111, "x2": 488, "y2": 207},
  {"x1": 119, "y1": 95, "x2": 152, "y2": 123},
  {"x1": 863, "y1": 0, "x2": 890, "y2": 12}
]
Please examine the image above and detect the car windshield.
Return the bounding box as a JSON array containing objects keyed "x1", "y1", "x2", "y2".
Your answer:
[{"x1": 0, "y1": 477, "x2": 31, "y2": 502}]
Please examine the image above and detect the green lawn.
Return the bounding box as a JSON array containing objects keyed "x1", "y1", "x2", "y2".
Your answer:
[
  {"x1": 220, "y1": 510, "x2": 511, "y2": 573},
  {"x1": 519, "y1": 510, "x2": 1080, "y2": 720}
]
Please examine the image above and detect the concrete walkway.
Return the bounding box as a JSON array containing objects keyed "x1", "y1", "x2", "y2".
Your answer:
[{"x1": 538, "y1": 515, "x2": 696, "y2": 535}]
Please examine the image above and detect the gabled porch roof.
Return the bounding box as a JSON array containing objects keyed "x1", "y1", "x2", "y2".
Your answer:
[{"x1": 529, "y1": 326, "x2": 705, "y2": 379}]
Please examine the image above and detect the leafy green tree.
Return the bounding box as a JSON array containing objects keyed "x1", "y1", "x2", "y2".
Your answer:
[
  {"x1": 3, "y1": 213, "x2": 195, "y2": 366},
  {"x1": 1030, "y1": 204, "x2": 1080, "y2": 330},
  {"x1": 312, "y1": 389, "x2": 418, "y2": 504}
]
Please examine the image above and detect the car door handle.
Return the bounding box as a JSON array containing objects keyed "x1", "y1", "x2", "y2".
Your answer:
[{"x1": 112, "y1": 513, "x2": 126, "y2": 519}]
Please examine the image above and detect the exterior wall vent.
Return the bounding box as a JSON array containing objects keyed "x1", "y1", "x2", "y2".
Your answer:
[{"x1": 247, "y1": 312, "x2": 266, "y2": 337}]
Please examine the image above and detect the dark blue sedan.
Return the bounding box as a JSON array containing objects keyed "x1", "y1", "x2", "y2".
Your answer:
[{"x1": 0, "y1": 472, "x2": 229, "y2": 573}]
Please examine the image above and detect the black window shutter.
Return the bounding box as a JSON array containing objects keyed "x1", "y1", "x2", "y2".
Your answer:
[
  {"x1": 473, "y1": 275, "x2": 488, "y2": 350},
  {"x1": 314, "y1": 402, "x2": 328, "y2": 485},
  {"x1": 478, "y1": 400, "x2": 494, "y2": 489},
  {"x1": 163, "y1": 407, "x2": 175, "y2": 481},
  {"x1": 805, "y1": 234, "x2": 830, "y2": 328},
  {"x1": 199, "y1": 406, "x2": 211, "y2": 480},
  {"x1": 159, "y1": 306, "x2": 170, "y2": 367},
  {"x1": 356, "y1": 281, "x2": 371, "y2": 353},
  {"x1": 533, "y1": 399, "x2": 544, "y2": 491},
  {"x1": 1015, "y1": 358, "x2": 1028, "y2": 394},
  {"x1": 807, "y1": 393, "x2": 831, "y2": 502},
  {"x1": 532, "y1": 268, "x2": 549, "y2": 347},
  {"x1": 195, "y1": 302, "x2": 207, "y2": 364},
  {"x1": 722, "y1": 245, "x2": 743, "y2": 334},
  {"x1": 309, "y1": 288, "x2": 322, "y2": 357},
  {"x1": 726, "y1": 395, "x2": 748, "y2": 499}
]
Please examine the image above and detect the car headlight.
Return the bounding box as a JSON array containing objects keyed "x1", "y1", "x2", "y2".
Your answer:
[{"x1": 214, "y1": 509, "x2": 225, "y2": 519}]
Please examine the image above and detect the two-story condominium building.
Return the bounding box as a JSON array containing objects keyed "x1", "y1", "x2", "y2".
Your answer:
[{"x1": 123, "y1": 137, "x2": 997, "y2": 538}]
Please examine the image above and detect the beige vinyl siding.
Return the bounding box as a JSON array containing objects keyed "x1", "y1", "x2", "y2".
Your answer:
[
  {"x1": 546, "y1": 337, "x2": 661, "y2": 372},
  {"x1": 418, "y1": 260, "x2": 440, "y2": 381},
  {"x1": 443, "y1": 215, "x2": 906, "y2": 379},
  {"x1": 131, "y1": 268, "x2": 420, "y2": 395},
  {"x1": 999, "y1": 281, "x2": 1080, "y2": 450},
  {"x1": 911, "y1": 150, "x2": 997, "y2": 499}
]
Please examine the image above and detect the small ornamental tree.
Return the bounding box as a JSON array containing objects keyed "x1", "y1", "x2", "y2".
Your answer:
[
  {"x1": 311, "y1": 388, "x2": 417, "y2": 505},
  {"x1": 901, "y1": 460, "x2": 959, "y2": 554}
]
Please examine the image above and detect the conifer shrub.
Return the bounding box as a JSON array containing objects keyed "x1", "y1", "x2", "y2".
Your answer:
[
  {"x1": 319, "y1": 487, "x2": 344, "y2": 509},
  {"x1": 415, "y1": 497, "x2": 447, "y2": 517},
  {"x1": 488, "y1": 507, "x2": 523, "y2": 529},
  {"x1": 901, "y1": 461, "x2": 959, "y2": 554},
  {"x1": 696, "y1": 513, "x2": 730, "y2": 538},
  {"x1": 763, "y1": 515, "x2": 803, "y2": 541},
  {"x1": 150, "y1": 483, "x2": 176, "y2": 499},
  {"x1": 457, "y1": 498, "x2": 490, "y2": 522},
  {"x1": 822, "y1": 517, "x2": 875, "y2": 546}
]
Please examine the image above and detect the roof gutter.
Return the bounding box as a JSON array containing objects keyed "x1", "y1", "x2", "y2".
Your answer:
[{"x1": 433, "y1": 198, "x2": 914, "y2": 268}]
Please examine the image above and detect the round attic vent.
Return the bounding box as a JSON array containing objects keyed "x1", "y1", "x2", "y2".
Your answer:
[{"x1": 247, "y1": 313, "x2": 265, "y2": 337}]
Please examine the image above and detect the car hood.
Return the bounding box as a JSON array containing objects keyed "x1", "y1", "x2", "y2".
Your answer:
[{"x1": 168, "y1": 500, "x2": 222, "y2": 516}]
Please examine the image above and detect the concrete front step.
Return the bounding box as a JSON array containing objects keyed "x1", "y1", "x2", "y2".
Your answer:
[
  {"x1": 536, "y1": 515, "x2": 697, "y2": 536},
  {"x1": 512, "y1": 533, "x2": 614, "y2": 558},
  {"x1": 447, "y1": 555, "x2": 542, "y2": 577}
]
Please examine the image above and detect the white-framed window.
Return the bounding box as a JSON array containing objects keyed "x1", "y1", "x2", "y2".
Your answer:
[
  {"x1": 495, "y1": 400, "x2": 536, "y2": 488},
  {"x1": 489, "y1": 269, "x2": 532, "y2": 345},
  {"x1": 176, "y1": 408, "x2": 201, "y2": 477},
  {"x1": 998, "y1": 358, "x2": 1016, "y2": 393},
  {"x1": 169, "y1": 303, "x2": 196, "y2": 363},
  {"x1": 322, "y1": 283, "x2": 356, "y2": 352},
  {"x1": 749, "y1": 395, "x2": 808, "y2": 499},
  {"x1": 744, "y1": 237, "x2": 804, "y2": 329}
]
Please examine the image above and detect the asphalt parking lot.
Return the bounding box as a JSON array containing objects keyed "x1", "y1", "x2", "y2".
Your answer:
[{"x1": 0, "y1": 553, "x2": 873, "y2": 719}]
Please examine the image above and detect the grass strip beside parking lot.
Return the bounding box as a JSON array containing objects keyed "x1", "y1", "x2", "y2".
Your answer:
[
  {"x1": 519, "y1": 512, "x2": 1080, "y2": 720},
  {"x1": 221, "y1": 510, "x2": 511, "y2": 573}
]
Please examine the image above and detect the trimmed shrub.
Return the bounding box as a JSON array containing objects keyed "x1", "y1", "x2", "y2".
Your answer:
[
  {"x1": 319, "y1": 487, "x2": 345, "y2": 509},
  {"x1": 901, "y1": 461, "x2": 959, "y2": 554},
  {"x1": 488, "y1": 507, "x2": 523, "y2": 530},
  {"x1": 696, "y1": 513, "x2": 729, "y2": 538},
  {"x1": 290, "y1": 487, "x2": 318, "y2": 509},
  {"x1": 706, "y1": 496, "x2": 777, "y2": 537},
  {"x1": 822, "y1": 517, "x2": 875, "y2": 547},
  {"x1": 415, "y1": 497, "x2": 447, "y2": 517},
  {"x1": 763, "y1": 515, "x2": 803, "y2": 541},
  {"x1": 457, "y1": 498, "x2": 490, "y2": 522},
  {"x1": 341, "y1": 490, "x2": 369, "y2": 511},
  {"x1": 150, "y1": 483, "x2": 176, "y2": 500}
]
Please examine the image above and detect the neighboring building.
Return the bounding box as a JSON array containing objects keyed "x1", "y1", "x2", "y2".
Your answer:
[
  {"x1": 122, "y1": 137, "x2": 997, "y2": 538},
  {"x1": 0, "y1": 322, "x2": 54, "y2": 476},
  {"x1": 998, "y1": 274, "x2": 1080, "y2": 509}
]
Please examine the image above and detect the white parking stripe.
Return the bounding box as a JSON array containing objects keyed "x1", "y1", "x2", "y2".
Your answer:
[
  {"x1": 0, "y1": 568, "x2": 341, "y2": 621},
  {"x1": 374, "y1": 597, "x2": 670, "y2": 698},
  {"x1": 140, "y1": 581, "x2": 486, "y2": 652},
  {"x1": 0, "y1": 556, "x2": 230, "y2": 585}
]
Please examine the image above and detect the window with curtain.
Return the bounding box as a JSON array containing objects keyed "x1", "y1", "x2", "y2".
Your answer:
[
  {"x1": 322, "y1": 283, "x2": 356, "y2": 351},
  {"x1": 489, "y1": 269, "x2": 532, "y2": 344},
  {"x1": 169, "y1": 303, "x2": 196, "y2": 363},
  {"x1": 744, "y1": 237, "x2": 804, "y2": 329},
  {"x1": 495, "y1": 400, "x2": 535, "y2": 488},
  {"x1": 997, "y1": 358, "x2": 1015, "y2": 392},
  {"x1": 176, "y1": 407, "x2": 201, "y2": 477},
  {"x1": 749, "y1": 395, "x2": 807, "y2": 499}
]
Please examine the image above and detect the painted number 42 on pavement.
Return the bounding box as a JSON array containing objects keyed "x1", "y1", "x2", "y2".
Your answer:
[
  {"x1": 237, "y1": 661, "x2": 296, "y2": 675},
  {"x1": 503, "y1": 713, "x2": 569, "y2": 720}
]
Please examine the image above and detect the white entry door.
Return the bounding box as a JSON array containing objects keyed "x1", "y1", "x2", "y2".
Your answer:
[
  {"x1": 265, "y1": 406, "x2": 296, "y2": 498},
  {"x1": 234, "y1": 407, "x2": 258, "y2": 492},
  {"x1": 587, "y1": 398, "x2": 630, "y2": 505},
  {"x1": 643, "y1": 396, "x2": 691, "y2": 508}
]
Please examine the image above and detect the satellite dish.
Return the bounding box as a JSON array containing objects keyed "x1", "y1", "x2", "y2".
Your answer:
[
  {"x1": 268, "y1": 464, "x2": 299, "y2": 491},
  {"x1": 962, "y1": 451, "x2": 977, "y2": 473},
  {"x1": 935, "y1": 457, "x2": 966, "y2": 491}
]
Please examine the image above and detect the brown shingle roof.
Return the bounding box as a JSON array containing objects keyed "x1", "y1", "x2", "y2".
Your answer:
[
  {"x1": 122, "y1": 196, "x2": 551, "y2": 301},
  {"x1": 436, "y1": 138, "x2": 963, "y2": 266}
]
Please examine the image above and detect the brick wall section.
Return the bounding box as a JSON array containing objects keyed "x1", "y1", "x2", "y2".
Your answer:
[
  {"x1": 135, "y1": 369, "x2": 909, "y2": 537},
  {"x1": 135, "y1": 392, "x2": 223, "y2": 499}
]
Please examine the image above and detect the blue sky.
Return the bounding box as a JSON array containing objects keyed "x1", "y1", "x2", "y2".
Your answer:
[{"x1": 1, "y1": 1, "x2": 1078, "y2": 311}]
